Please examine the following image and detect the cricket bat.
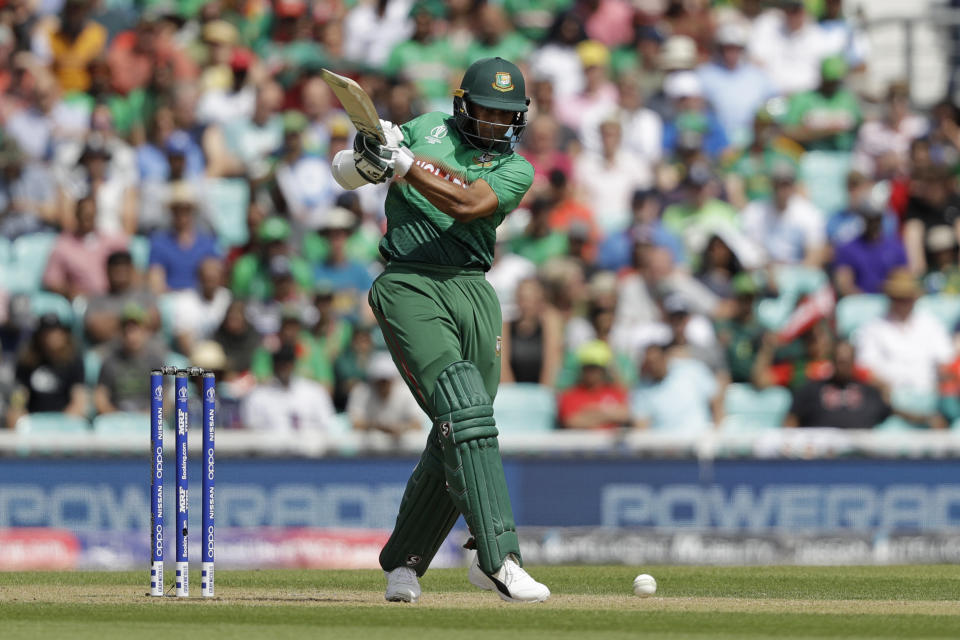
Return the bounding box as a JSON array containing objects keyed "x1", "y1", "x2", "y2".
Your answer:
[{"x1": 320, "y1": 68, "x2": 386, "y2": 144}]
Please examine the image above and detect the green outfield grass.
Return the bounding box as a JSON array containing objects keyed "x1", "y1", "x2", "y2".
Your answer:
[{"x1": 2, "y1": 566, "x2": 959, "y2": 639}]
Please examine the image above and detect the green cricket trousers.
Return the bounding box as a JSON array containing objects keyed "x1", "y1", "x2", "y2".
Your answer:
[{"x1": 368, "y1": 261, "x2": 522, "y2": 576}]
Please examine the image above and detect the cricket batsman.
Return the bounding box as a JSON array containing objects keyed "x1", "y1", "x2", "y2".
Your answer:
[{"x1": 330, "y1": 57, "x2": 550, "y2": 604}]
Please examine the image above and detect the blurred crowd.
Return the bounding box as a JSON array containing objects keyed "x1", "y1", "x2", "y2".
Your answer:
[{"x1": 2, "y1": 0, "x2": 960, "y2": 437}]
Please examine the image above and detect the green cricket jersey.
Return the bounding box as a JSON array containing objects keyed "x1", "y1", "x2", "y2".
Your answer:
[{"x1": 380, "y1": 111, "x2": 534, "y2": 271}]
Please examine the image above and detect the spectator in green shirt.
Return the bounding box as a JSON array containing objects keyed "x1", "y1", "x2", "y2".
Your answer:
[
  {"x1": 510, "y1": 197, "x2": 569, "y2": 265},
  {"x1": 783, "y1": 55, "x2": 862, "y2": 152},
  {"x1": 504, "y1": 0, "x2": 574, "y2": 41},
  {"x1": 714, "y1": 273, "x2": 769, "y2": 384},
  {"x1": 384, "y1": 0, "x2": 459, "y2": 111},
  {"x1": 464, "y1": 4, "x2": 533, "y2": 66},
  {"x1": 723, "y1": 105, "x2": 805, "y2": 209},
  {"x1": 661, "y1": 163, "x2": 740, "y2": 260},
  {"x1": 250, "y1": 306, "x2": 333, "y2": 390},
  {"x1": 231, "y1": 217, "x2": 313, "y2": 300}
]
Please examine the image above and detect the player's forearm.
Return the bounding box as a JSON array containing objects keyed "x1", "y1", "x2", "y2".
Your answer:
[{"x1": 404, "y1": 166, "x2": 497, "y2": 223}]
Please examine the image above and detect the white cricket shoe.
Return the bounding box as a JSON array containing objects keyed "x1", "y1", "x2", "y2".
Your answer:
[
  {"x1": 384, "y1": 567, "x2": 420, "y2": 603},
  {"x1": 468, "y1": 554, "x2": 550, "y2": 603}
]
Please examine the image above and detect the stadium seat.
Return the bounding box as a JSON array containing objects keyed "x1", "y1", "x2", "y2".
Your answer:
[
  {"x1": 204, "y1": 178, "x2": 250, "y2": 250},
  {"x1": 493, "y1": 383, "x2": 557, "y2": 433},
  {"x1": 328, "y1": 412, "x2": 353, "y2": 438},
  {"x1": 15, "y1": 412, "x2": 90, "y2": 435},
  {"x1": 92, "y1": 412, "x2": 149, "y2": 436},
  {"x1": 773, "y1": 265, "x2": 828, "y2": 301},
  {"x1": 916, "y1": 294, "x2": 960, "y2": 332},
  {"x1": 756, "y1": 296, "x2": 794, "y2": 331},
  {"x1": 84, "y1": 349, "x2": 102, "y2": 387},
  {"x1": 890, "y1": 388, "x2": 939, "y2": 416},
  {"x1": 875, "y1": 415, "x2": 926, "y2": 432},
  {"x1": 835, "y1": 294, "x2": 887, "y2": 338},
  {"x1": 157, "y1": 293, "x2": 179, "y2": 341},
  {"x1": 799, "y1": 151, "x2": 852, "y2": 215},
  {"x1": 7, "y1": 232, "x2": 58, "y2": 293},
  {"x1": 30, "y1": 291, "x2": 75, "y2": 327},
  {"x1": 129, "y1": 235, "x2": 151, "y2": 271},
  {"x1": 164, "y1": 351, "x2": 190, "y2": 370},
  {"x1": 721, "y1": 384, "x2": 792, "y2": 433}
]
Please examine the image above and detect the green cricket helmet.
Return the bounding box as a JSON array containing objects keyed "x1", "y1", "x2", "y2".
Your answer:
[{"x1": 453, "y1": 57, "x2": 530, "y2": 156}]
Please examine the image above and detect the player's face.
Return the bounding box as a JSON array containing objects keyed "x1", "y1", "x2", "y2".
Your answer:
[{"x1": 471, "y1": 104, "x2": 515, "y2": 140}]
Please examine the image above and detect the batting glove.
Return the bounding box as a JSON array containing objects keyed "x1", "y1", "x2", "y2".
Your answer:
[
  {"x1": 379, "y1": 119, "x2": 405, "y2": 147},
  {"x1": 353, "y1": 133, "x2": 395, "y2": 183}
]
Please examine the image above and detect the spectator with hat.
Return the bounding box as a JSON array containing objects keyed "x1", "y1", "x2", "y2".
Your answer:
[
  {"x1": 43, "y1": 195, "x2": 128, "y2": 300},
  {"x1": 94, "y1": 303, "x2": 167, "y2": 414},
  {"x1": 741, "y1": 162, "x2": 828, "y2": 267},
  {"x1": 241, "y1": 343, "x2": 335, "y2": 433},
  {"x1": 661, "y1": 71, "x2": 729, "y2": 160},
  {"x1": 697, "y1": 21, "x2": 776, "y2": 148},
  {"x1": 557, "y1": 340, "x2": 630, "y2": 430},
  {"x1": 555, "y1": 40, "x2": 618, "y2": 131},
  {"x1": 643, "y1": 34, "x2": 698, "y2": 117},
  {"x1": 855, "y1": 269, "x2": 954, "y2": 397},
  {"x1": 312, "y1": 207, "x2": 373, "y2": 304},
  {"x1": 832, "y1": 200, "x2": 907, "y2": 296},
  {"x1": 6, "y1": 313, "x2": 87, "y2": 429},
  {"x1": 783, "y1": 55, "x2": 862, "y2": 152},
  {"x1": 347, "y1": 351, "x2": 423, "y2": 436},
  {"x1": 147, "y1": 181, "x2": 220, "y2": 293}
]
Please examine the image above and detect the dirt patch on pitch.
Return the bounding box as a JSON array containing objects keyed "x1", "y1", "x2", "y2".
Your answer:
[{"x1": 3, "y1": 584, "x2": 959, "y2": 616}]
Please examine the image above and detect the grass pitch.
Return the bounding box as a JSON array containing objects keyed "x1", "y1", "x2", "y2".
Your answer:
[{"x1": 2, "y1": 566, "x2": 959, "y2": 639}]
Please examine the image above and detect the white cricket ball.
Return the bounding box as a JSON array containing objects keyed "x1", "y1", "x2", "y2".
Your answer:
[{"x1": 633, "y1": 574, "x2": 657, "y2": 597}]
